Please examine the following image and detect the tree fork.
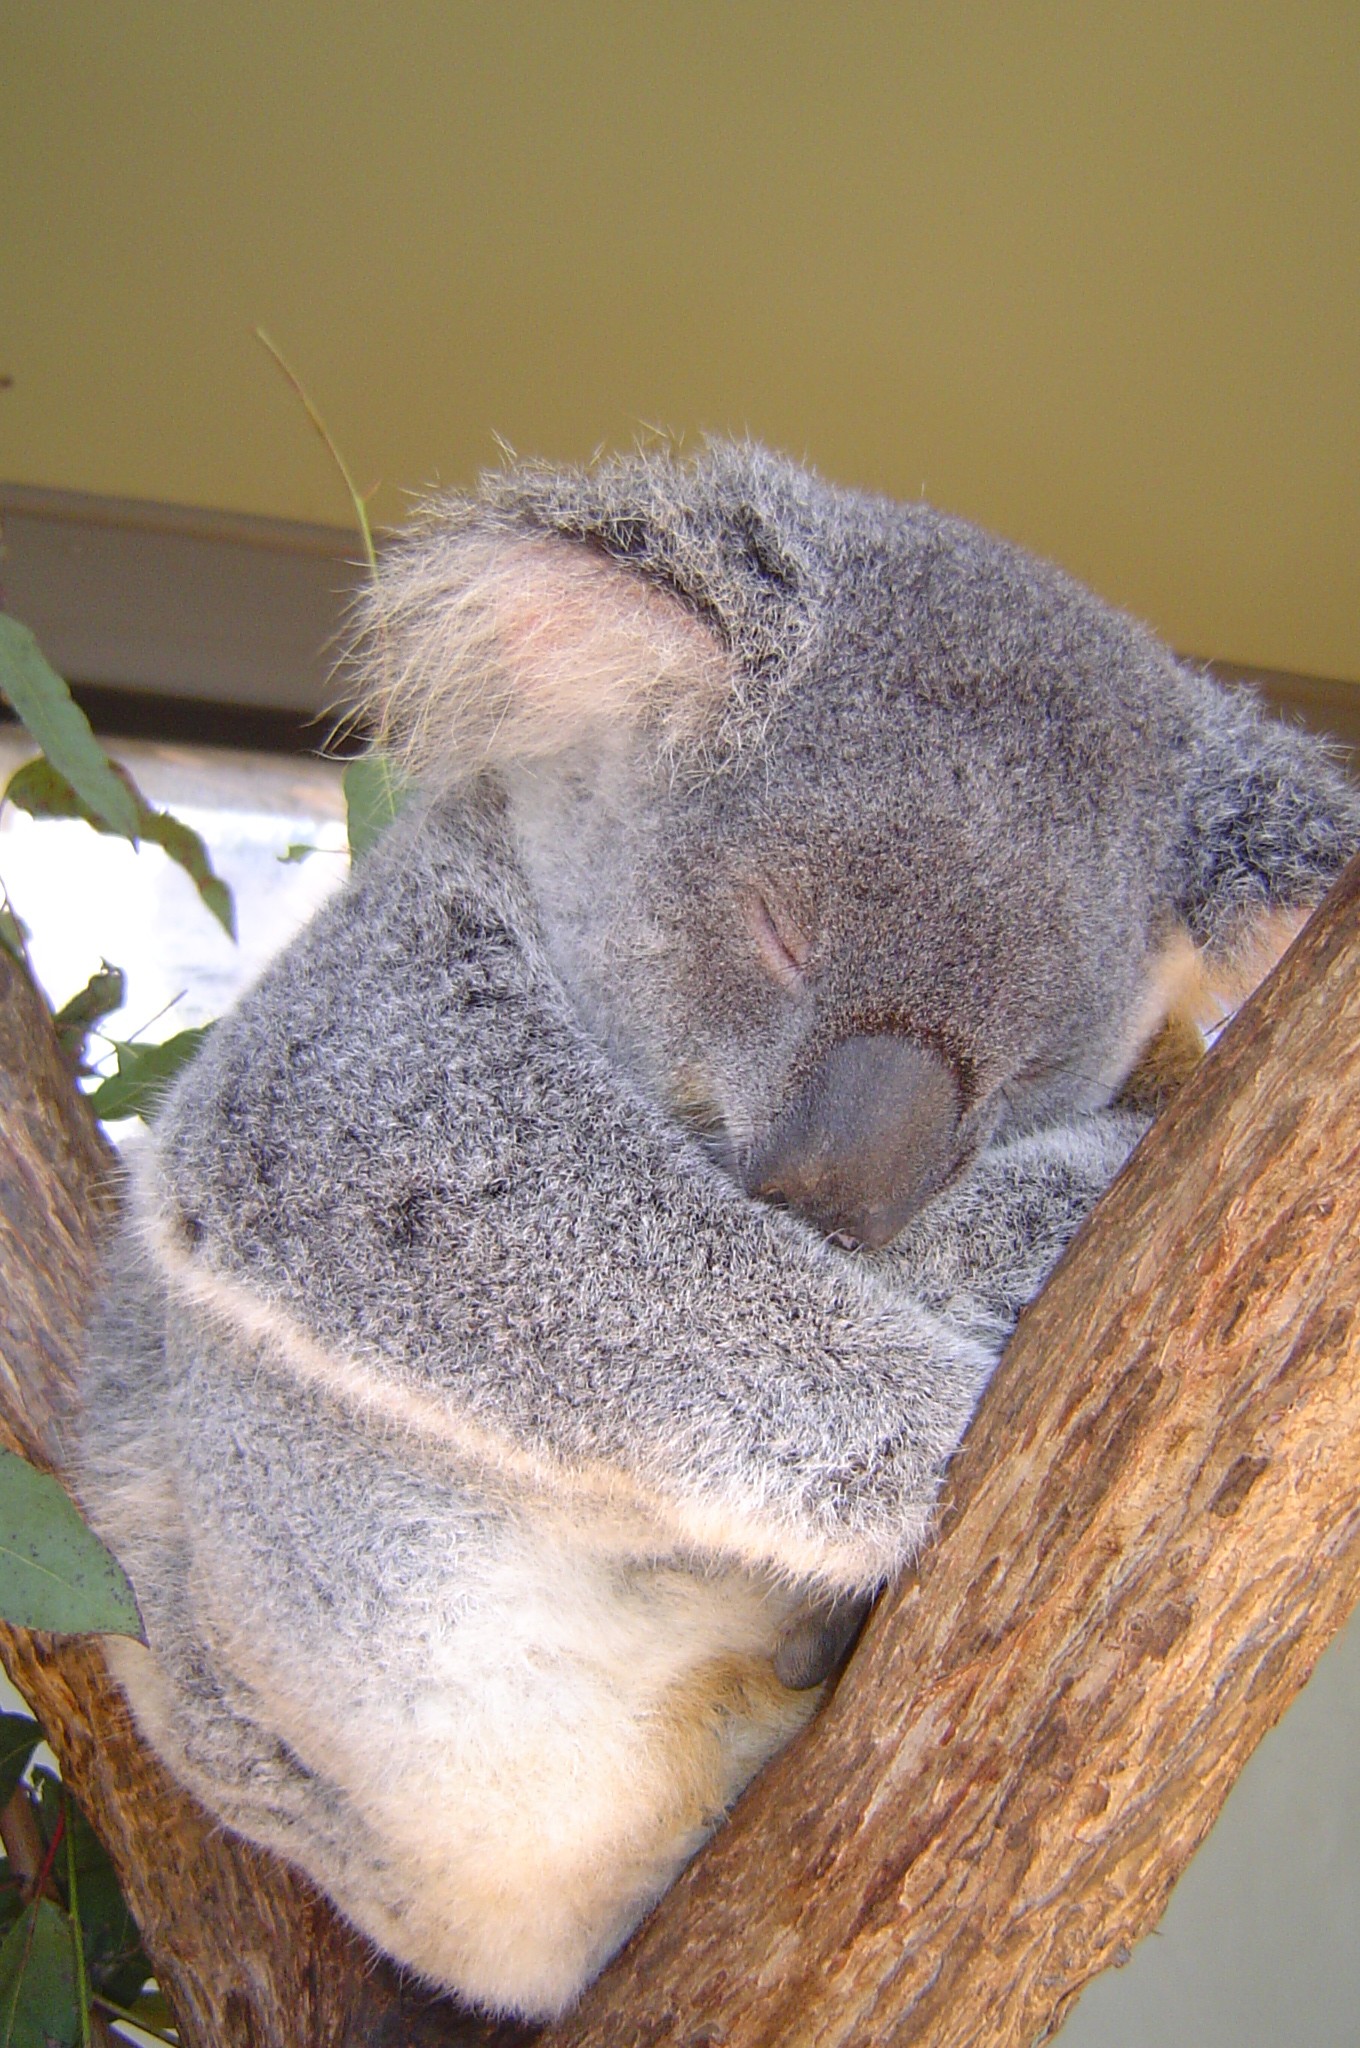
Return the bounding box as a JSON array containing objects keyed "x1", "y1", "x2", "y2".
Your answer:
[{"x1": 1, "y1": 853, "x2": 1358, "y2": 2048}]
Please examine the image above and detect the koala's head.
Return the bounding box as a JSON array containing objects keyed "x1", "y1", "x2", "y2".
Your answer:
[{"x1": 356, "y1": 441, "x2": 1359, "y2": 1247}]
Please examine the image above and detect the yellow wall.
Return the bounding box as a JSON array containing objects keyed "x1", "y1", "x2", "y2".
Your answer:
[{"x1": 5, "y1": 2, "x2": 1357, "y2": 680}]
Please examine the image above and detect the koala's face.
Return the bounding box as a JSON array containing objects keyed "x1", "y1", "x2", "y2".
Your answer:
[
  {"x1": 369, "y1": 440, "x2": 1358, "y2": 1249},
  {"x1": 509, "y1": 659, "x2": 1183, "y2": 1248}
]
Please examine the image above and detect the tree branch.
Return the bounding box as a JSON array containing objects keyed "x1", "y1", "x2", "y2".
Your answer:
[{"x1": 541, "y1": 849, "x2": 1360, "y2": 2048}]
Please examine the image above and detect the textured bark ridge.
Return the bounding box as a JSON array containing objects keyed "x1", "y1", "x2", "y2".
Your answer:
[{"x1": 2, "y1": 852, "x2": 1359, "y2": 2048}]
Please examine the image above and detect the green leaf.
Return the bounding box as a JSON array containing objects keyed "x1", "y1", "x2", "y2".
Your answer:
[
  {"x1": 4, "y1": 757, "x2": 112, "y2": 827},
  {"x1": 60, "y1": 1800, "x2": 147, "y2": 2009},
  {"x1": 0, "y1": 1719, "x2": 41, "y2": 1813},
  {"x1": 0, "y1": 908, "x2": 26, "y2": 962},
  {"x1": 343, "y1": 753, "x2": 406, "y2": 859},
  {"x1": 0, "y1": 619, "x2": 139, "y2": 841},
  {"x1": 135, "y1": 807, "x2": 235, "y2": 940},
  {"x1": 0, "y1": 1899, "x2": 79, "y2": 2048},
  {"x1": 125, "y1": 1988, "x2": 175, "y2": 2032},
  {"x1": 0, "y1": 1451, "x2": 142, "y2": 1638},
  {"x1": 52, "y1": 966, "x2": 126, "y2": 1071},
  {"x1": 278, "y1": 841, "x2": 319, "y2": 864},
  {"x1": 4, "y1": 757, "x2": 235, "y2": 940},
  {"x1": 84, "y1": 1027, "x2": 210, "y2": 1123}
]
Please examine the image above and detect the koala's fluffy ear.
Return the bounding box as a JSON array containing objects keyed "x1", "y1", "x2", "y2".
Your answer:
[
  {"x1": 351, "y1": 521, "x2": 732, "y2": 788},
  {"x1": 1175, "y1": 674, "x2": 1360, "y2": 960}
]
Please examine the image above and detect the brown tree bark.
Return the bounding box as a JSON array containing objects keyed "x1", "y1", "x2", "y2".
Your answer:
[
  {"x1": 542, "y1": 851, "x2": 1360, "y2": 2048},
  {"x1": 1, "y1": 852, "x2": 1358, "y2": 2048},
  {"x1": 0, "y1": 947, "x2": 530, "y2": 2048}
]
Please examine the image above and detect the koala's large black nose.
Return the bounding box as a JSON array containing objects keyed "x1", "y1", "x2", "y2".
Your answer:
[{"x1": 744, "y1": 1033, "x2": 961, "y2": 1249}]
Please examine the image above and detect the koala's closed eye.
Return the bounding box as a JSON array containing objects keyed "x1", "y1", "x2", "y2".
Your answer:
[{"x1": 741, "y1": 885, "x2": 811, "y2": 989}]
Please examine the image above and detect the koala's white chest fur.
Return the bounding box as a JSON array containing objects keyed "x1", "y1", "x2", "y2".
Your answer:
[
  {"x1": 117, "y1": 1509, "x2": 816, "y2": 2014},
  {"x1": 345, "y1": 1527, "x2": 817, "y2": 2011}
]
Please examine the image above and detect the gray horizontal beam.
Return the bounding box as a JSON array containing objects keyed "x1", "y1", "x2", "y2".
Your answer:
[
  {"x1": 3, "y1": 485, "x2": 1358, "y2": 757},
  {"x1": 1, "y1": 483, "x2": 366, "y2": 715}
]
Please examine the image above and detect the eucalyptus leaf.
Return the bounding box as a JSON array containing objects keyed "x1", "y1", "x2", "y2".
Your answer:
[
  {"x1": 136, "y1": 807, "x2": 236, "y2": 939},
  {"x1": 344, "y1": 752, "x2": 407, "y2": 859},
  {"x1": 0, "y1": 1718, "x2": 41, "y2": 1813},
  {"x1": 279, "y1": 841, "x2": 320, "y2": 864},
  {"x1": 53, "y1": 966, "x2": 126, "y2": 1071},
  {"x1": 57, "y1": 1799, "x2": 147, "y2": 2007},
  {"x1": 84, "y1": 1027, "x2": 211, "y2": 1123},
  {"x1": 4, "y1": 756, "x2": 235, "y2": 940},
  {"x1": 0, "y1": 619, "x2": 139, "y2": 841},
  {"x1": 125, "y1": 1987, "x2": 176, "y2": 2032},
  {"x1": 5, "y1": 755, "x2": 116, "y2": 826},
  {"x1": 0, "y1": 1898, "x2": 79, "y2": 2048},
  {"x1": 0, "y1": 1451, "x2": 142, "y2": 1638}
]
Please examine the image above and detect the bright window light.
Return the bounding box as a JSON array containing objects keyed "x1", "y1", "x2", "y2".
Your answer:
[{"x1": 0, "y1": 733, "x2": 349, "y2": 1062}]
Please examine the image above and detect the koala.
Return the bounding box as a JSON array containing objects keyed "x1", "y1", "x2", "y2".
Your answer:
[{"x1": 74, "y1": 441, "x2": 1360, "y2": 2020}]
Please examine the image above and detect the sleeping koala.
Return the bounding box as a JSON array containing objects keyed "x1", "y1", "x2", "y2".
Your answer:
[{"x1": 75, "y1": 442, "x2": 1360, "y2": 2019}]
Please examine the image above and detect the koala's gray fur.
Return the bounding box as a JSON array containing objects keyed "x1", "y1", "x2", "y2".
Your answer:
[{"x1": 74, "y1": 442, "x2": 1360, "y2": 2019}]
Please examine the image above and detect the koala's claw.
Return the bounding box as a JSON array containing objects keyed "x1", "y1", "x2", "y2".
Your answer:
[{"x1": 774, "y1": 1594, "x2": 873, "y2": 1690}]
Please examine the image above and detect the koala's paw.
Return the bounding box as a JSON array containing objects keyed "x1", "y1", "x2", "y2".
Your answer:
[{"x1": 877, "y1": 1109, "x2": 1148, "y2": 1338}]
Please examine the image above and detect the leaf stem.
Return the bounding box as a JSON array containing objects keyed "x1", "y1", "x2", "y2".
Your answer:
[
  {"x1": 64, "y1": 1790, "x2": 93, "y2": 2048},
  {"x1": 255, "y1": 328, "x2": 377, "y2": 576},
  {"x1": 107, "y1": 991, "x2": 187, "y2": 1053}
]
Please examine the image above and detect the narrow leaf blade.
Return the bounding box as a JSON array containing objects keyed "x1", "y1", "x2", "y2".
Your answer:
[
  {"x1": 60, "y1": 1800, "x2": 148, "y2": 2007},
  {"x1": 5, "y1": 757, "x2": 236, "y2": 942},
  {"x1": 0, "y1": 1451, "x2": 142, "y2": 1638},
  {"x1": 343, "y1": 752, "x2": 406, "y2": 859},
  {"x1": 0, "y1": 1716, "x2": 42, "y2": 1812},
  {"x1": 52, "y1": 966, "x2": 126, "y2": 1070},
  {"x1": 84, "y1": 1027, "x2": 211, "y2": 1122},
  {"x1": 0, "y1": 620, "x2": 140, "y2": 840},
  {"x1": 137, "y1": 808, "x2": 237, "y2": 938},
  {"x1": 2, "y1": 756, "x2": 93, "y2": 826},
  {"x1": 0, "y1": 1899, "x2": 79, "y2": 2048}
]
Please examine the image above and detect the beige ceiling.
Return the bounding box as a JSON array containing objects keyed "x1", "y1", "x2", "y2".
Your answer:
[{"x1": 4, "y1": 2, "x2": 1357, "y2": 682}]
